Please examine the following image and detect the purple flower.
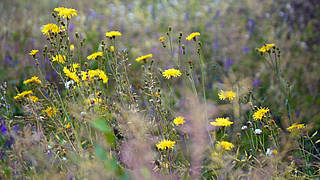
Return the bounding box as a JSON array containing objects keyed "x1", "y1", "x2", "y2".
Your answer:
[
  {"x1": 224, "y1": 58, "x2": 232, "y2": 71},
  {"x1": 243, "y1": 46, "x2": 249, "y2": 54},
  {"x1": 252, "y1": 79, "x2": 262, "y2": 87}
]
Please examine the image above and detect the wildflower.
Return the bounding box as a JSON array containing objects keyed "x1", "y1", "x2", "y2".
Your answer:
[
  {"x1": 241, "y1": 125, "x2": 248, "y2": 130},
  {"x1": 43, "y1": 106, "x2": 57, "y2": 117},
  {"x1": 110, "y1": 46, "x2": 114, "y2": 52},
  {"x1": 217, "y1": 141, "x2": 234, "y2": 151},
  {"x1": 253, "y1": 107, "x2": 269, "y2": 121},
  {"x1": 87, "y1": 52, "x2": 103, "y2": 60},
  {"x1": 210, "y1": 117, "x2": 233, "y2": 127},
  {"x1": 273, "y1": 149, "x2": 278, "y2": 155},
  {"x1": 63, "y1": 67, "x2": 79, "y2": 83},
  {"x1": 136, "y1": 54, "x2": 153, "y2": 63},
  {"x1": 105, "y1": 31, "x2": 122, "y2": 38},
  {"x1": 158, "y1": 37, "x2": 165, "y2": 41},
  {"x1": 218, "y1": 90, "x2": 236, "y2": 102},
  {"x1": 27, "y1": 96, "x2": 39, "y2": 102},
  {"x1": 87, "y1": 98, "x2": 102, "y2": 105},
  {"x1": 29, "y1": 50, "x2": 39, "y2": 56},
  {"x1": 65, "y1": 122, "x2": 71, "y2": 129},
  {"x1": 54, "y1": 7, "x2": 78, "y2": 19},
  {"x1": 257, "y1": 43, "x2": 275, "y2": 53},
  {"x1": 286, "y1": 123, "x2": 306, "y2": 132},
  {"x1": 254, "y1": 129, "x2": 263, "y2": 135},
  {"x1": 70, "y1": 44, "x2": 75, "y2": 51},
  {"x1": 65, "y1": 80, "x2": 74, "y2": 89},
  {"x1": 186, "y1": 32, "x2": 200, "y2": 40},
  {"x1": 86, "y1": 69, "x2": 108, "y2": 83},
  {"x1": 41, "y1": 24, "x2": 60, "y2": 36},
  {"x1": 173, "y1": 116, "x2": 184, "y2": 126},
  {"x1": 156, "y1": 139, "x2": 176, "y2": 150},
  {"x1": 162, "y1": 68, "x2": 182, "y2": 79},
  {"x1": 81, "y1": 71, "x2": 88, "y2": 81},
  {"x1": 266, "y1": 148, "x2": 278, "y2": 156},
  {"x1": 14, "y1": 90, "x2": 33, "y2": 100},
  {"x1": 70, "y1": 63, "x2": 80, "y2": 72},
  {"x1": 24, "y1": 76, "x2": 41, "y2": 85},
  {"x1": 52, "y1": 55, "x2": 66, "y2": 64},
  {"x1": 162, "y1": 163, "x2": 169, "y2": 168}
]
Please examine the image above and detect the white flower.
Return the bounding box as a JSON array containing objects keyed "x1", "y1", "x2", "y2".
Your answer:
[
  {"x1": 254, "y1": 129, "x2": 262, "y2": 135},
  {"x1": 65, "y1": 80, "x2": 74, "y2": 89},
  {"x1": 48, "y1": 145, "x2": 52, "y2": 149},
  {"x1": 266, "y1": 148, "x2": 272, "y2": 156},
  {"x1": 241, "y1": 126, "x2": 248, "y2": 130},
  {"x1": 62, "y1": 157, "x2": 67, "y2": 161}
]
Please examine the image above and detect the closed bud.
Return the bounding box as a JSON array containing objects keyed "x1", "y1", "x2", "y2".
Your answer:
[
  {"x1": 168, "y1": 26, "x2": 172, "y2": 32},
  {"x1": 75, "y1": 32, "x2": 79, "y2": 39}
]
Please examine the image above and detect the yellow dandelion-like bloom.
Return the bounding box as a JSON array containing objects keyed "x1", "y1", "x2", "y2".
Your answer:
[
  {"x1": 65, "y1": 122, "x2": 71, "y2": 129},
  {"x1": 70, "y1": 63, "x2": 80, "y2": 72},
  {"x1": 81, "y1": 71, "x2": 88, "y2": 81},
  {"x1": 136, "y1": 54, "x2": 153, "y2": 63},
  {"x1": 52, "y1": 55, "x2": 66, "y2": 64},
  {"x1": 86, "y1": 69, "x2": 108, "y2": 84},
  {"x1": 24, "y1": 76, "x2": 41, "y2": 85},
  {"x1": 158, "y1": 37, "x2": 165, "y2": 41},
  {"x1": 14, "y1": 90, "x2": 33, "y2": 100},
  {"x1": 218, "y1": 90, "x2": 236, "y2": 102},
  {"x1": 162, "y1": 68, "x2": 182, "y2": 79},
  {"x1": 110, "y1": 46, "x2": 115, "y2": 52},
  {"x1": 257, "y1": 43, "x2": 275, "y2": 53},
  {"x1": 253, "y1": 107, "x2": 270, "y2": 121},
  {"x1": 42, "y1": 106, "x2": 57, "y2": 118},
  {"x1": 186, "y1": 32, "x2": 200, "y2": 40},
  {"x1": 27, "y1": 96, "x2": 39, "y2": 102},
  {"x1": 41, "y1": 24, "x2": 60, "y2": 36},
  {"x1": 54, "y1": 7, "x2": 78, "y2": 19},
  {"x1": 173, "y1": 116, "x2": 184, "y2": 126},
  {"x1": 70, "y1": 44, "x2": 75, "y2": 51},
  {"x1": 210, "y1": 117, "x2": 233, "y2": 127},
  {"x1": 287, "y1": 123, "x2": 306, "y2": 132},
  {"x1": 105, "y1": 31, "x2": 122, "y2": 38},
  {"x1": 156, "y1": 139, "x2": 176, "y2": 150},
  {"x1": 29, "y1": 50, "x2": 39, "y2": 56},
  {"x1": 63, "y1": 67, "x2": 79, "y2": 83},
  {"x1": 86, "y1": 98, "x2": 102, "y2": 106},
  {"x1": 87, "y1": 52, "x2": 103, "y2": 60},
  {"x1": 217, "y1": 141, "x2": 234, "y2": 151}
]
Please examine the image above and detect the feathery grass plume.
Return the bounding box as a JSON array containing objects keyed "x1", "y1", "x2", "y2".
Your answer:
[
  {"x1": 210, "y1": 117, "x2": 233, "y2": 127},
  {"x1": 135, "y1": 54, "x2": 152, "y2": 63},
  {"x1": 186, "y1": 32, "x2": 200, "y2": 40},
  {"x1": 162, "y1": 68, "x2": 182, "y2": 79},
  {"x1": 87, "y1": 52, "x2": 103, "y2": 60},
  {"x1": 253, "y1": 107, "x2": 269, "y2": 121},
  {"x1": 29, "y1": 50, "x2": 39, "y2": 56},
  {"x1": 173, "y1": 116, "x2": 184, "y2": 126},
  {"x1": 24, "y1": 76, "x2": 41, "y2": 85},
  {"x1": 14, "y1": 90, "x2": 33, "y2": 100}
]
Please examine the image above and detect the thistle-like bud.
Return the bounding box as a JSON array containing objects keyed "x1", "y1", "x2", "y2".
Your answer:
[{"x1": 75, "y1": 32, "x2": 80, "y2": 39}]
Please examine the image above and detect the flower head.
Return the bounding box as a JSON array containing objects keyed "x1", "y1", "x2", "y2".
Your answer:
[
  {"x1": 254, "y1": 129, "x2": 263, "y2": 135},
  {"x1": 136, "y1": 54, "x2": 153, "y2": 63},
  {"x1": 43, "y1": 106, "x2": 57, "y2": 117},
  {"x1": 63, "y1": 67, "x2": 79, "y2": 83},
  {"x1": 28, "y1": 96, "x2": 39, "y2": 102},
  {"x1": 218, "y1": 90, "x2": 236, "y2": 102},
  {"x1": 257, "y1": 43, "x2": 275, "y2": 53},
  {"x1": 210, "y1": 117, "x2": 233, "y2": 127},
  {"x1": 217, "y1": 141, "x2": 234, "y2": 151},
  {"x1": 29, "y1": 50, "x2": 39, "y2": 56},
  {"x1": 54, "y1": 7, "x2": 78, "y2": 19},
  {"x1": 87, "y1": 52, "x2": 103, "y2": 60},
  {"x1": 14, "y1": 90, "x2": 33, "y2": 100},
  {"x1": 24, "y1": 76, "x2": 41, "y2": 85},
  {"x1": 70, "y1": 63, "x2": 80, "y2": 72},
  {"x1": 158, "y1": 37, "x2": 165, "y2": 41},
  {"x1": 186, "y1": 32, "x2": 200, "y2": 40},
  {"x1": 70, "y1": 44, "x2": 75, "y2": 51},
  {"x1": 156, "y1": 139, "x2": 176, "y2": 150},
  {"x1": 52, "y1": 55, "x2": 66, "y2": 64},
  {"x1": 287, "y1": 123, "x2": 306, "y2": 132},
  {"x1": 41, "y1": 24, "x2": 60, "y2": 36},
  {"x1": 105, "y1": 31, "x2": 122, "y2": 38},
  {"x1": 86, "y1": 69, "x2": 108, "y2": 84},
  {"x1": 173, "y1": 116, "x2": 184, "y2": 126},
  {"x1": 110, "y1": 46, "x2": 114, "y2": 52},
  {"x1": 253, "y1": 107, "x2": 269, "y2": 121},
  {"x1": 162, "y1": 68, "x2": 182, "y2": 79}
]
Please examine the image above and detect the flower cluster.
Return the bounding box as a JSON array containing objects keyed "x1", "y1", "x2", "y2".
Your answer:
[
  {"x1": 218, "y1": 90, "x2": 235, "y2": 102},
  {"x1": 14, "y1": 90, "x2": 33, "y2": 100},
  {"x1": 24, "y1": 76, "x2": 41, "y2": 85}
]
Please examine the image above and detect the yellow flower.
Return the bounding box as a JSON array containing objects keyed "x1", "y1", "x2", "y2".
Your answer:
[
  {"x1": 65, "y1": 122, "x2": 71, "y2": 129},
  {"x1": 86, "y1": 98, "x2": 102, "y2": 106},
  {"x1": 86, "y1": 69, "x2": 108, "y2": 84},
  {"x1": 156, "y1": 139, "x2": 176, "y2": 150},
  {"x1": 162, "y1": 68, "x2": 182, "y2": 79},
  {"x1": 105, "y1": 31, "x2": 122, "y2": 38},
  {"x1": 158, "y1": 37, "x2": 165, "y2": 41},
  {"x1": 70, "y1": 63, "x2": 80, "y2": 72},
  {"x1": 27, "y1": 96, "x2": 39, "y2": 102},
  {"x1": 63, "y1": 67, "x2": 79, "y2": 83},
  {"x1": 110, "y1": 46, "x2": 114, "y2": 52},
  {"x1": 173, "y1": 116, "x2": 184, "y2": 126},
  {"x1": 41, "y1": 24, "x2": 60, "y2": 36},
  {"x1": 24, "y1": 76, "x2": 41, "y2": 85},
  {"x1": 186, "y1": 32, "x2": 200, "y2": 40},
  {"x1": 136, "y1": 54, "x2": 153, "y2": 63},
  {"x1": 218, "y1": 90, "x2": 235, "y2": 102},
  {"x1": 81, "y1": 71, "x2": 88, "y2": 81},
  {"x1": 257, "y1": 43, "x2": 275, "y2": 53},
  {"x1": 217, "y1": 141, "x2": 234, "y2": 151},
  {"x1": 253, "y1": 107, "x2": 270, "y2": 121},
  {"x1": 14, "y1": 90, "x2": 33, "y2": 100},
  {"x1": 210, "y1": 117, "x2": 233, "y2": 127},
  {"x1": 54, "y1": 7, "x2": 78, "y2": 19},
  {"x1": 87, "y1": 52, "x2": 103, "y2": 60},
  {"x1": 29, "y1": 50, "x2": 39, "y2": 56},
  {"x1": 287, "y1": 123, "x2": 306, "y2": 132},
  {"x1": 52, "y1": 55, "x2": 66, "y2": 64},
  {"x1": 70, "y1": 44, "x2": 75, "y2": 51},
  {"x1": 42, "y1": 106, "x2": 57, "y2": 118}
]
